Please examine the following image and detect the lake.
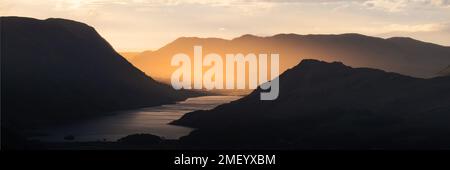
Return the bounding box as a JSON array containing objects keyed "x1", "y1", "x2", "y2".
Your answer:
[{"x1": 31, "y1": 96, "x2": 241, "y2": 142}]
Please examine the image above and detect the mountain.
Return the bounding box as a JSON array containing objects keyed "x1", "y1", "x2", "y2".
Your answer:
[
  {"x1": 119, "y1": 52, "x2": 140, "y2": 61},
  {"x1": 1, "y1": 17, "x2": 198, "y2": 130},
  {"x1": 438, "y1": 65, "x2": 450, "y2": 76},
  {"x1": 172, "y1": 59, "x2": 450, "y2": 149},
  {"x1": 130, "y1": 34, "x2": 450, "y2": 92}
]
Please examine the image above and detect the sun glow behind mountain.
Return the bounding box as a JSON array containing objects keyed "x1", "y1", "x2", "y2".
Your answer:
[{"x1": 1, "y1": 0, "x2": 450, "y2": 51}]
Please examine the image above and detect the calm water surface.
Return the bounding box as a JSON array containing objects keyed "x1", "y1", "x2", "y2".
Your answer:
[{"x1": 32, "y1": 96, "x2": 241, "y2": 142}]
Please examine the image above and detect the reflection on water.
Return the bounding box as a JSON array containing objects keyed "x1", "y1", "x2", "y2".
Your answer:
[{"x1": 32, "y1": 96, "x2": 241, "y2": 142}]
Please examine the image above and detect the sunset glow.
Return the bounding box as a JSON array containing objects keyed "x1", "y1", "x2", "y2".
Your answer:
[{"x1": 1, "y1": 0, "x2": 449, "y2": 51}]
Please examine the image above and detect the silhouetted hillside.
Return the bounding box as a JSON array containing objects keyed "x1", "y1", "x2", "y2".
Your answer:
[
  {"x1": 131, "y1": 33, "x2": 450, "y2": 87},
  {"x1": 438, "y1": 65, "x2": 450, "y2": 76},
  {"x1": 1, "y1": 17, "x2": 198, "y2": 130},
  {"x1": 172, "y1": 60, "x2": 450, "y2": 149},
  {"x1": 117, "y1": 134, "x2": 162, "y2": 145},
  {"x1": 119, "y1": 52, "x2": 140, "y2": 61}
]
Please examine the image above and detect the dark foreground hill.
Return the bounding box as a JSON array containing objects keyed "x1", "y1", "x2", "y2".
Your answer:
[
  {"x1": 438, "y1": 65, "x2": 450, "y2": 76},
  {"x1": 1, "y1": 17, "x2": 198, "y2": 130},
  {"x1": 172, "y1": 59, "x2": 450, "y2": 149}
]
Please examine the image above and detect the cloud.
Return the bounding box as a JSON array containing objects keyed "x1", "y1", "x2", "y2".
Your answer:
[
  {"x1": 383, "y1": 23, "x2": 449, "y2": 32},
  {"x1": 8, "y1": 0, "x2": 445, "y2": 13},
  {"x1": 429, "y1": 0, "x2": 450, "y2": 7},
  {"x1": 2, "y1": 0, "x2": 449, "y2": 49},
  {"x1": 363, "y1": 0, "x2": 450, "y2": 12},
  {"x1": 354, "y1": 22, "x2": 450, "y2": 35},
  {"x1": 143, "y1": 0, "x2": 449, "y2": 7},
  {"x1": 363, "y1": 0, "x2": 408, "y2": 12}
]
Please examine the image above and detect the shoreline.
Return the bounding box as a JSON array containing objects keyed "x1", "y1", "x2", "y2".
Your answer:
[{"x1": 25, "y1": 96, "x2": 242, "y2": 143}]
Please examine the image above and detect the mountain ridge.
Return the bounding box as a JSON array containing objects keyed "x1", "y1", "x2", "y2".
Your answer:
[
  {"x1": 130, "y1": 32, "x2": 450, "y2": 93},
  {"x1": 172, "y1": 59, "x2": 450, "y2": 149},
  {"x1": 1, "y1": 16, "x2": 198, "y2": 129}
]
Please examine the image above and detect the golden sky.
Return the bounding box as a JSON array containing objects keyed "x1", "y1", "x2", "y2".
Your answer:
[{"x1": 1, "y1": 0, "x2": 450, "y2": 51}]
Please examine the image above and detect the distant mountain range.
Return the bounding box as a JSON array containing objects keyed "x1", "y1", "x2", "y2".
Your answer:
[
  {"x1": 1, "y1": 17, "x2": 198, "y2": 130},
  {"x1": 172, "y1": 59, "x2": 450, "y2": 149},
  {"x1": 129, "y1": 33, "x2": 450, "y2": 91},
  {"x1": 3, "y1": 16, "x2": 450, "y2": 150},
  {"x1": 119, "y1": 52, "x2": 140, "y2": 61}
]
